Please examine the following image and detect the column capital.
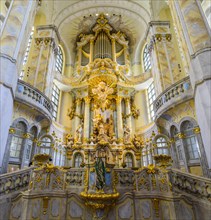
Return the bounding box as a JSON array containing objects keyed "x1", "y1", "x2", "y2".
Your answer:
[
  {"x1": 115, "y1": 96, "x2": 122, "y2": 104},
  {"x1": 22, "y1": 133, "x2": 31, "y2": 139},
  {"x1": 125, "y1": 97, "x2": 130, "y2": 104},
  {"x1": 193, "y1": 126, "x2": 200, "y2": 134},
  {"x1": 84, "y1": 96, "x2": 91, "y2": 104},
  {"x1": 9, "y1": 128, "x2": 15, "y2": 134},
  {"x1": 177, "y1": 132, "x2": 186, "y2": 139},
  {"x1": 76, "y1": 98, "x2": 82, "y2": 105}
]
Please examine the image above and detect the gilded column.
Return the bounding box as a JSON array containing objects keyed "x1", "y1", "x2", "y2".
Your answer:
[
  {"x1": 125, "y1": 97, "x2": 132, "y2": 132},
  {"x1": 116, "y1": 96, "x2": 123, "y2": 139},
  {"x1": 83, "y1": 97, "x2": 91, "y2": 142},
  {"x1": 168, "y1": 0, "x2": 211, "y2": 173},
  {"x1": 0, "y1": 0, "x2": 37, "y2": 173}
]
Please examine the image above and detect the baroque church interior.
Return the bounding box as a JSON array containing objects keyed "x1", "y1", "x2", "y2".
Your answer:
[{"x1": 0, "y1": 0, "x2": 211, "y2": 219}]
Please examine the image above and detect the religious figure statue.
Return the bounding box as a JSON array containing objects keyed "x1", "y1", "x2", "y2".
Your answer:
[
  {"x1": 75, "y1": 122, "x2": 83, "y2": 143},
  {"x1": 123, "y1": 124, "x2": 131, "y2": 144},
  {"x1": 92, "y1": 81, "x2": 113, "y2": 111},
  {"x1": 97, "y1": 121, "x2": 109, "y2": 143},
  {"x1": 95, "y1": 157, "x2": 106, "y2": 190},
  {"x1": 66, "y1": 134, "x2": 74, "y2": 147}
]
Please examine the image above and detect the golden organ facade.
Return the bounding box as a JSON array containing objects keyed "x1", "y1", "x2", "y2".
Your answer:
[{"x1": 66, "y1": 14, "x2": 142, "y2": 171}]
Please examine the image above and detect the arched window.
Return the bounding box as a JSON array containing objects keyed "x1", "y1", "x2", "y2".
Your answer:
[
  {"x1": 55, "y1": 46, "x2": 63, "y2": 74},
  {"x1": 125, "y1": 153, "x2": 133, "y2": 168},
  {"x1": 10, "y1": 122, "x2": 27, "y2": 159},
  {"x1": 170, "y1": 126, "x2": 183, "y2": 161},
  {"x1": 8, "y1": 121, "x2": 27, "y2": 172},
  {"x1": 142, "y1": 145, "x2": 153, "y2": 167},
  {"x1": 40, "y1": 136, "x2": 52, "y2": 155},
  {"x1": 156, "y1": 137, "x2": 169, "y2": 155},
  {"x1": 181, "y1": 121, "x2": 199, "y2": 160},
  {"x1": 143, "y1": 44, "x2": 151, "y2": 72},
  {"x1": 74, "y1": 153, "x2": 83, "y2": 168}
]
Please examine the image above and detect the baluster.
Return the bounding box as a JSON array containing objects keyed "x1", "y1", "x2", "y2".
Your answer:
[
  {"x1": 175, "y1": 86, "x2": 179, "y2": 95},
  {"x1": 180, "y1": 83, "x2": 184, "y2": 93},
  {"x1": 171, "y1": 88, "x2": 175, "y2": 98},
  {"x1": 28, "y1": 88, "x2": 32, "y2": 97},
  {"x1": 23, "y1": 86, "x2": 27, "y2": 95},
  {"x1": 32, "y1": 90, "x2": 35, "y2": 99}
]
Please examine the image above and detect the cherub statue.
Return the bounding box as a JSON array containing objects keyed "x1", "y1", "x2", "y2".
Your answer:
[
  {"x1": 132, "y1": 134, "x2": 142, "y2": 149},
  {"x1": 123, "y1": 124, "x2": 131, "y2": 144}
]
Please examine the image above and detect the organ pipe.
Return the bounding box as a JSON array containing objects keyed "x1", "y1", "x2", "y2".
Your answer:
[{"x1": 94, "y1": 31, "x2": 112, "y2": 59}]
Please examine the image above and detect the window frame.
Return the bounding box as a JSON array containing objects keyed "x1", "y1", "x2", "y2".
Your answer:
[
  {"x1": 19, "y1": 26, "x2": 34, "y2": 80},
  {"x1": 51, "y1": 83, "x2": 60, "y2": 121},
  {"x1": 125, "y1": 153, "x2": 133, "y2": 168},
  {"x1": 143, "y1": 44, "x2": 151, "y2": 72},
  {"x1": 147, "y1": 82, "x2": 156, "y2": 121},
  {"x1": 55, "y1": 46, "x2": 64, "y2": 74}
]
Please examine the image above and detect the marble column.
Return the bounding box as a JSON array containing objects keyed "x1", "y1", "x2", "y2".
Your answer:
[
  {"x1": 178, "y1": 132, "x2": 189, "y2": 172},
  {"x1": 193, "y1": 127, "x2": 210, "y2": 178},
  {"x1": 74, "y1": 98, "x2": 82, "y2": 138},
  {"x1": 0, "y1": 0, "x2": 37, "y2": 173},
  {"x1": 125, "y1": 98, "x2": 132, "y2": 133},
  {"x1": 169, "y1": 0, "x2": 211, "y2": 173},
  {"x1": 116, "y1": 96, "x2": 123, "y2": 139},
  {"x1": 83, "y1": 97, "x2": 91, "y2": 142}
]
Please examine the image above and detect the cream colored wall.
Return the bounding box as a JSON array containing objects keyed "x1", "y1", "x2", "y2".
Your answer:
[
  {"x1": 58, "y1": 91, "x2": 72, "y2": 131},
  {"x1": 134, "y1": 90, "x2": 149, "y2": 131},
  {"x1": 158, "y1": 7, "x2": 187, "y2": 80},
  {"x1": 131, "y1": 64, "x2": 142, "y2": 76}
]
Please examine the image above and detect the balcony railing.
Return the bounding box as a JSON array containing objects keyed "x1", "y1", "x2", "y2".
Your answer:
[
  {"x1": 15, "y1": 80, "x2": 53, "y2": 121},
  {"x1": 169, "y1": 169, "x2": 211, "y2": 201},
  {"x1": 0, "y1": 167, "x2": 33, "y2": 197},
  {"x1": 153, "y1": 76, "x2": 193, "y2": 118},
  {"x1": 1, "y1": 166, "x2": 210, "y2": 202}
]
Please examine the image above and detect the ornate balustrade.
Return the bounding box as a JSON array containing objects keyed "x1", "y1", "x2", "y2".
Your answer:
[
  {"x1": 15, "y1": 79, "x2": 53, "y2": 121},
  {"x1": 66, "y1": 168, "x2": 86, "y2": 188},
  {"x1": 169, "y1": 169, "x2": 211, "y2": 201},
  {"x1": 115, "y1": 166, "x2": 171, "y2": 194},
  {"x1": 115, "y1": 169, "x2": 135, "y2": 189},
  {"x1": 29, "y1": 164, "x2": 66, "y2": 191},
  {"x1": 0, "y1": 167, "x2": 33, "y2": 196},
  {"x1": 153, "y1": 76, "x2": 193, "y2": 119},
  {"x1": 1, "y1": 166, "x2": 210, "y2": 203}
]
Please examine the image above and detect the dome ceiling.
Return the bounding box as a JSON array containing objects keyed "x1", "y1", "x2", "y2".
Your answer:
[{"x1": 37, "y1": 0, "x2": 162, "y2": 65}]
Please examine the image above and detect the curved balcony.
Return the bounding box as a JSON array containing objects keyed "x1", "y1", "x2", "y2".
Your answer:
[
  {"x1": 15, "y1": 80, "x2": 53, "y2": 122},
  {"x1": 154, "y1": 76, "x2": 193, "y2": 119}
]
